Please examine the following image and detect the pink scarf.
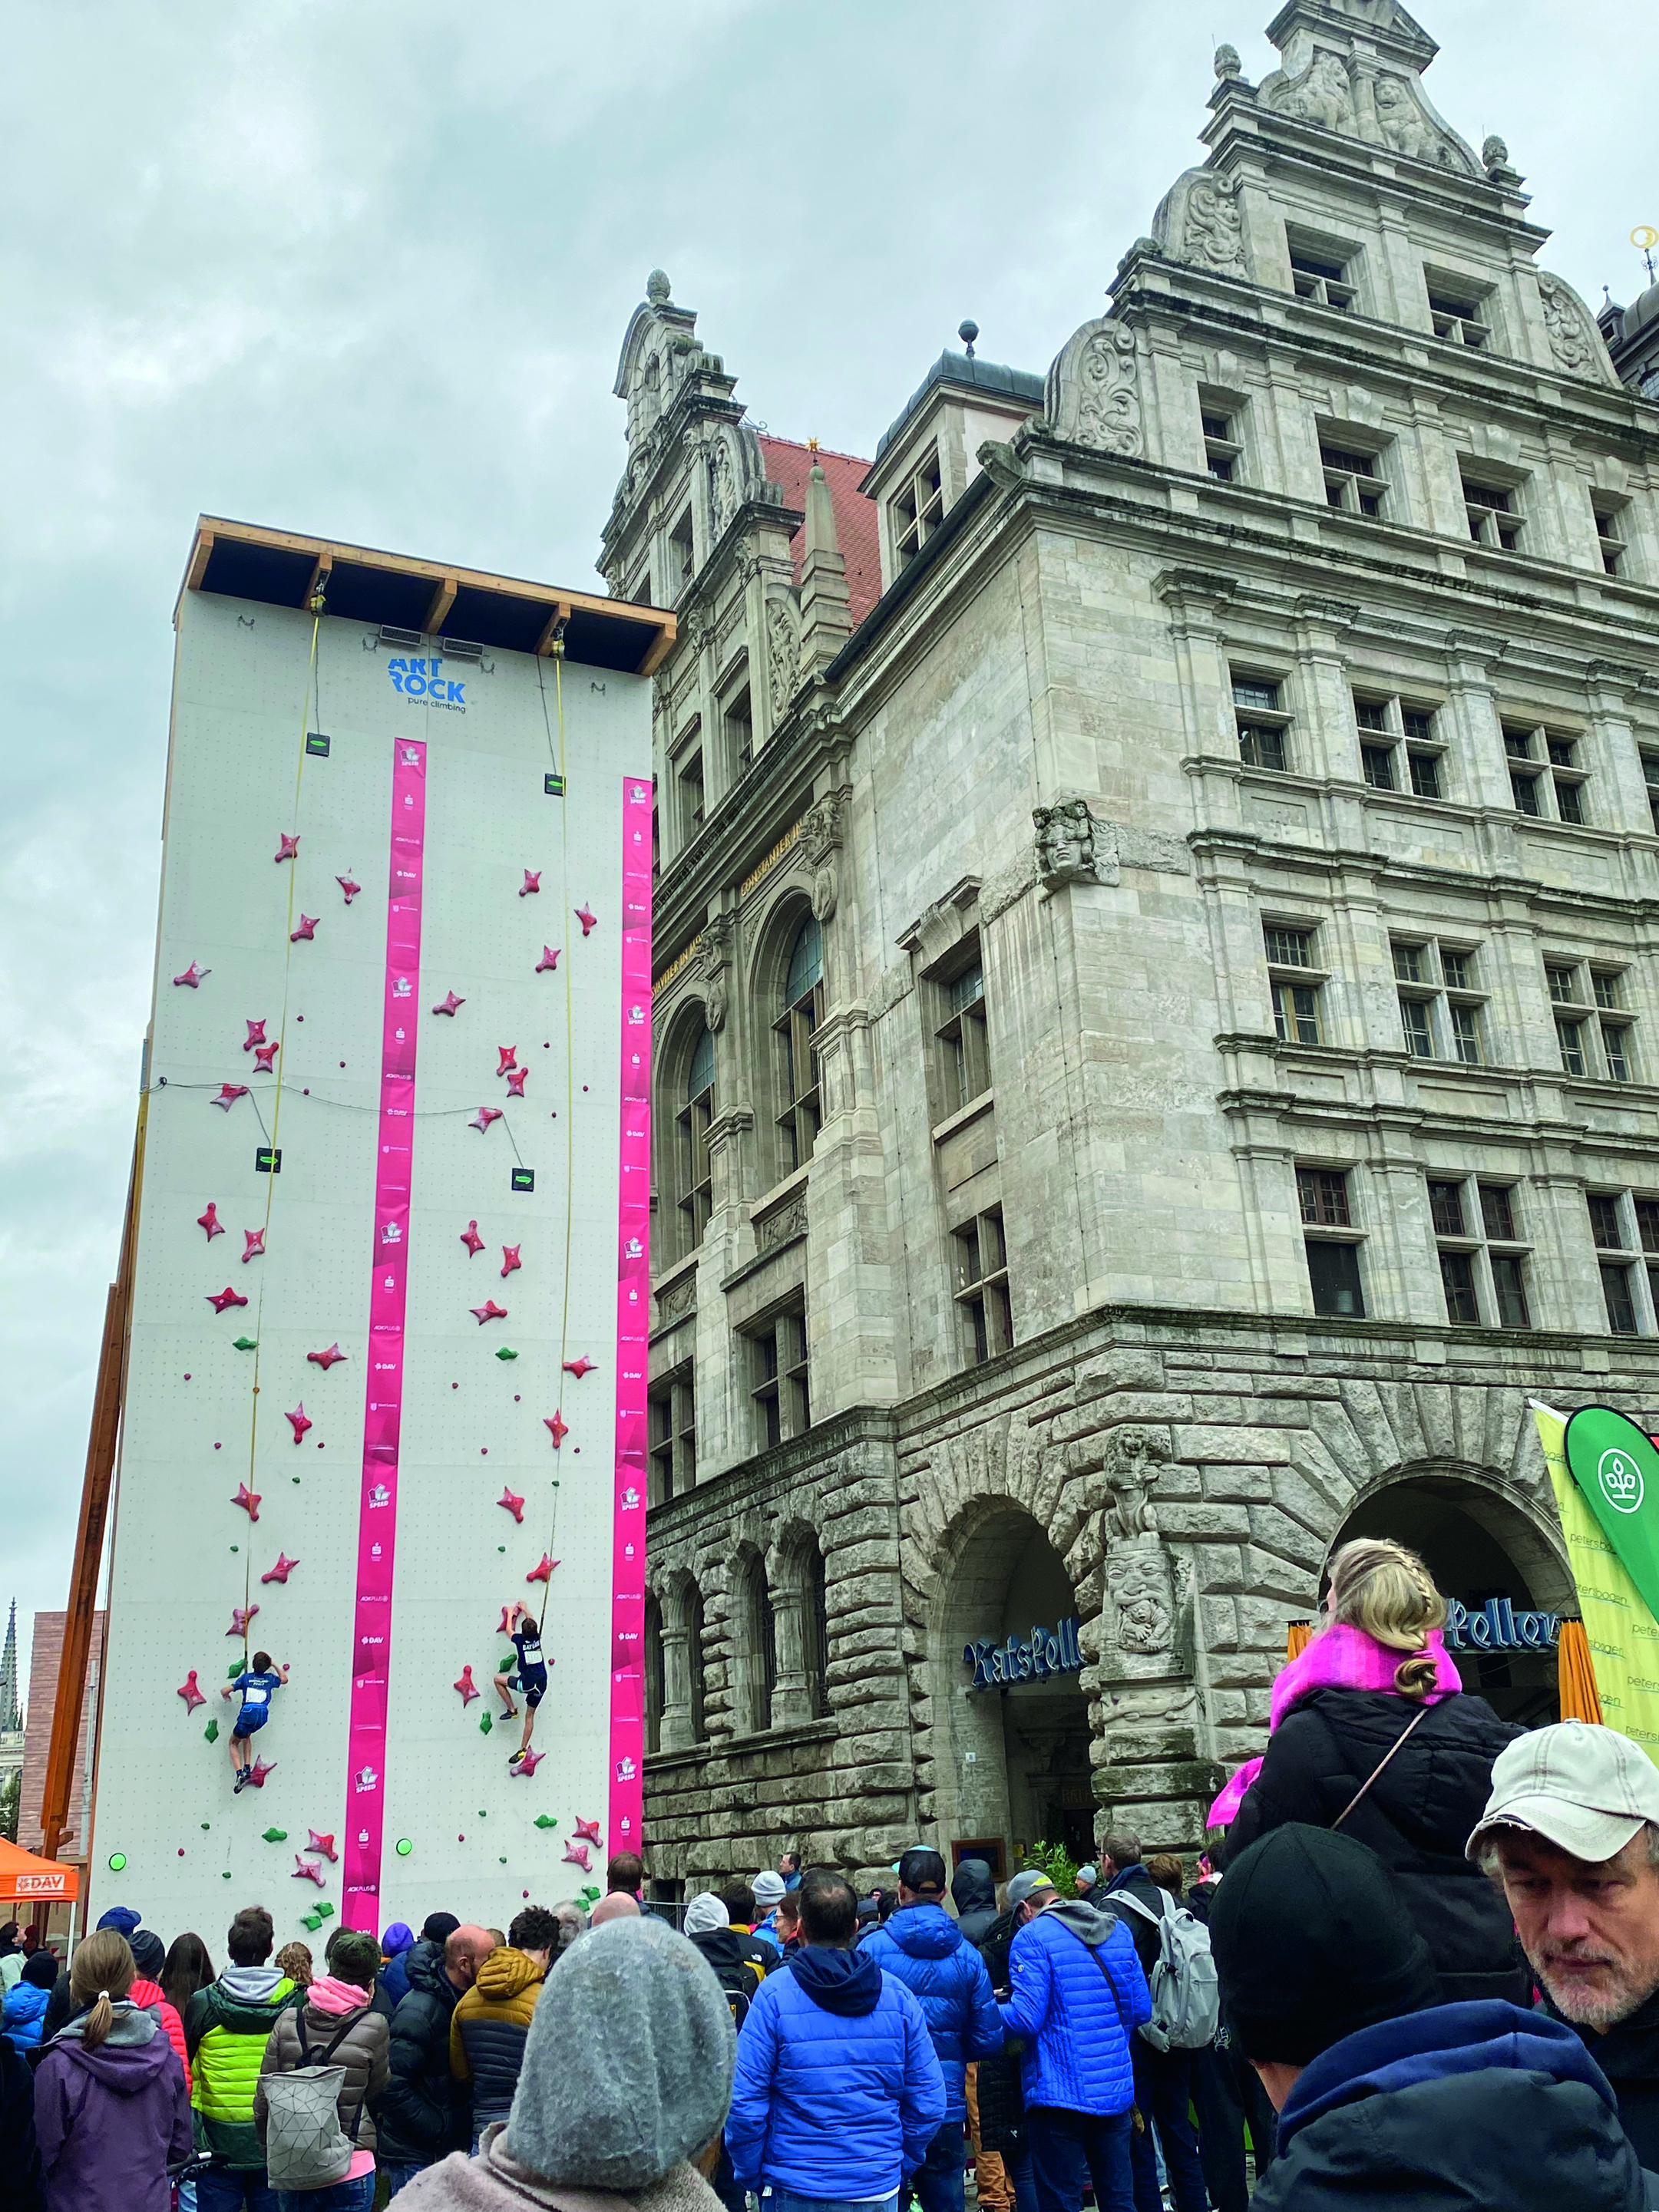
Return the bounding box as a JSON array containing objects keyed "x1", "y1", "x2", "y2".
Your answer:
[{"x1": 306, "y1": 1976, "x2": 371, "y2": 2016}]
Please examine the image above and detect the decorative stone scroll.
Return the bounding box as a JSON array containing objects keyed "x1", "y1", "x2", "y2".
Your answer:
[
  {"x1": 801, "y1": 789, "x2": 848, "y2": 923},
  {"x1": 1537, "y1": 272, "x2": 1616, "y2": 384},
  {"x1": 1154, "y1": 169, "x2": 1248, "y2": 279},
  {"x1": 1044, "y1": 319, "x2": 1142, "y2": 459},
  {"x1": 1099, "y1": 1426, "x2": 1183, "y2": 1666}
]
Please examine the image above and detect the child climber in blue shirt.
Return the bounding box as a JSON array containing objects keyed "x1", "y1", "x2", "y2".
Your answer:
[
  {"x1": 222, "y1": 1649, "x2": 289, "y2": 1792},
  {"x1": 494, "y1": 1603, "x2": 549, "y2": 1768}
]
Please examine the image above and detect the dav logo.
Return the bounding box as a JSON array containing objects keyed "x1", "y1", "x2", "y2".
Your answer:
[{"x1": 387, "y1": 655, "x2": 466, "y2": 710}]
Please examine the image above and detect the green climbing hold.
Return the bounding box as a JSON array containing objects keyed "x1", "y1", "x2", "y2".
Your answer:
[
  {"x1": 107, "y1": 1853, "x2": 127, "y2": 1872},
  {"x1": 200, "y1": 1823, "x2": 210, "y2": 1832},
  {"x1": 478, "y1": 1810, "x2": 487, "y2": 1818},
  {"x1": 223, "y1": 1871, "x2": 233, "y2": 1880},
  {"x1": 261, "y1": 1827, "x2": 288, "y2": 1844},
  {"x1": 495, "y1": 1348, "x2": 518, "y2": 1361},
  {"x1": 230, "y1": 1546, "x2": 239, "y2": 1553},
  {"x1": 479, "y1": 1712, "x2": 493, "y2": 1735},
  {"x1": 292, "y1": 1476, "x2": 301, "y2": 1485},
  {"x1": 233, "y1": 1336, "x2": 258, "y2": 1351},
  {"x1": 498, "y1": 1655, "x2": 514, "y2": 1672},
  {"x1": 580, "y1": 1885, "x2": 600, "y2": 1906},
  {"x1": 227, "y1": 1661, "x2": 244, "y2": 1679},
  {"x1": 203, "y1": 1719, "x2": 220, "y2": 1744},
  {"x1": 395, "y1": 1838, "x2": 413, "y2": 1857},
  {"x1": 302, "y1": 1912, "x2": 323, "y2": 1932},
  {"x1": 499, "y1": 1856, "x2": 507, "y2": 1865},
  {"x1": 497, "y1": 1547, "x2": 505, "y2": 1554},
  {"x1": 534, "y1": 1815, "x2": 557, "y2": 1831},
  {"x1": 316, "y1": 1901, "x2": 335, "y2": 1920}
]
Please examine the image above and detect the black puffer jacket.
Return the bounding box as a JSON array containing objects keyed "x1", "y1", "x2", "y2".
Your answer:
[
  {"x1": 973, "y1": 1910, "x2": 1024, "y2": 2154},
  {"x1": 1548, "y1": 1981, "x2": 1659, "y2": 2172},
  {"x1": 1226, "y1": 1687, "x2": 1527, "y2": 2006},
  {"x1": 951, "y1": 1860, "x2": 998, "y2": 1947},
  {"x1": 375, "y1": 1943, "x2": 468, "y2": 2164}
]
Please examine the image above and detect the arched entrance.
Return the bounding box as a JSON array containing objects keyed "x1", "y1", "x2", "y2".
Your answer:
[
  {"x1": 1331, "y1": 1473, "x2": 1574, "y2": 1727},
  {"x1": 940, "y1": 1508, "x2": 1095, "y2": 1872}
]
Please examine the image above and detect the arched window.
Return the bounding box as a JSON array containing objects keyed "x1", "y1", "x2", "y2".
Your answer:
[
  {"x1": 676, "y1": 1020, "x2": 715, "y2": 1251},
  {"x1": 802, "y1": 1542, "x2": 830, "y2": 1719},
  {"x1": 644, "y1": 1594, "x2": 664, "y2": 1756},
  {"x1": 737, "y1": 1553, "x2": 777, "y2": 1735},
  {"x1": 775, "y1": 915, "x2": 825, "y2": 1173}
]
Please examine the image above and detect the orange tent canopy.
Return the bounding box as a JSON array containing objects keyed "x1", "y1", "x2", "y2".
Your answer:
[{"x1": 0, "y1": 1837, "x2": 80, "y2": 1907}]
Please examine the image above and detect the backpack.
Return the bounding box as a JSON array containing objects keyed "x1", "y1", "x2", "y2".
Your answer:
[
  {"x1": 263, "y1": 2007, "x2": 363, "y2": 2190},
  {"x1": 1111, "y1": 1890, "x2": 1221, "y2": 2052}
]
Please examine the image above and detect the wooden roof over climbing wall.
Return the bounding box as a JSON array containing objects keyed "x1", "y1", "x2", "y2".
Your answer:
[{"x1": 177, "y1": 517, "x2": 677, "y2": 676}]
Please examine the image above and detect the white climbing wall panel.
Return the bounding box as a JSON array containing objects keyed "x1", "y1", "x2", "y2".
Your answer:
[{"x1": 94, "y1": 576, "x2": 650, "y2": 1943}]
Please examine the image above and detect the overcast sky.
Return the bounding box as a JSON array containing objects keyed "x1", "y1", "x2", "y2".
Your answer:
[{"x1": 4, "y1": 0, "x2": 1653, "y2": 1709}]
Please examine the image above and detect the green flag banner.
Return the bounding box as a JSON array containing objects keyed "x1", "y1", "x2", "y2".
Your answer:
[
  {"x1": 1563, "y1": 1406, "x2": 1659, "y2": 1626},
  {"x1": 1535, "y1": 1403, "x2": 1659, "y2": 1758}
]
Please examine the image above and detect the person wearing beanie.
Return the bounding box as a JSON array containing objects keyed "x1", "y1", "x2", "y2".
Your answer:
[
  {"x1": 3, "y1": 1953, "x2": 61, "y2": 2053},
  {"x1": 1072, "y1": 1866, "x2": 1099, "y2": 1903},
  {"x1": 127, "y1": 1930, "x2": 190, "y2": 2091},
  {"x1": 715, "y1": 1884, "x2": 774, "y2": 1983},
  {"x1": 728, "y1": 1867, "x2": 945, "y2": 2212},
  {"x1": 682, "y1": 1895, "x2": 761, "y2": 2021},
  {"x1": 1208, "y1": 1824, "x2": 1654, "y2": 2210},
  {"x1": 395, "y1": 1913, "x2": 734, "y2": 2211},
  {"x1": 379, "y1": 1913, "x2": 461, "y2": 2019},
  {"x1": 750, "y1": 1870, "x2": 786, "y2": 1955},
  {"x1": 1227, "y1": 1537, "x2": 1526, "y2": 2007},
  {"x1": 256, "y1": 1926, "x2": 389, "y2": 2207}
]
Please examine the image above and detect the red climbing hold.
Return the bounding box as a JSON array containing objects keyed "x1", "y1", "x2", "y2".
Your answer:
[
  {"x1": 433, "y1": 989, "x2": 466, "y2": 1016},
  {"x1": 173, "y1": 962, "x2": 210, "y2": 987},
  {"x1": 337, "y1": 875, "x2": 361, "y2": 904},
  {"x1": 577, "y1": 906, "x2": 597, "y2": 936},
  {"x1": 562, "y1": 1842, "x2": 591, "y2": 1869},
  {"x1": 261, "y1": 1553, "x2": 299, "y2": 1586},
  {"x1": 471, "y1": 1299, "x2": 508, "y2": 1326},
  {"x1": 275, "y1": 833, "x2": 299, "y2": 863},
  {"x1": 544, "y1": 1411, "x2": 568, "y2": 1448},
  {"x1": 455, "y1": 1666, "x2": 480, "y2": 1705},
  {"x1": 535, "y1": 946, "x2": 560, "y2": 975},
  {"x1": 290, "y1": 915, "x2": 318, "y2": 943},
  {"x1": 198, "y1": 1203, "x2": 225, "y2": 1241},
  {"x1": 500, "y1": 1246, "x2": 521, "y2": 1280},
  {"x1": 232, "y1": 1484, "x2": 261, "y2": 1522},
  {"x1": 286, "y1": 1403, "x2": 313, "y2": 1444},
  {"x1": 471, "y1": 1107, "x2": 502, "y2": 1134},
  {"x1": 242, "y1": 1229, "x2": 266, "y2": 1264},
  {"x1": 497, "y1": 1605, "x2": 516, "y2": 1636},
  {"x1": 246, "y1": 1757, "x2": 276, "y2": 1788},
  {"x1": 574, "y1": 1814, "x2": 602, "y2": 1845},
  {"x1": 292, "y1": 1854, "x2": 326, "y2": 1887},
  {"x1": 306, "y1": 1830, "x2": 338, "y2": 1861},
  {"x1": 307, "y1": 1344, "x2": 346, "y2": 1370},
  {"x1": 511, "y1": 1748, "x2": 545, "y2": 1778},
  {"x1": 253, "y1": 1042, "x2": 279, "y2": 1072},
  {"x1": 563, "y1": 1356, "x2": 595, "y2": 1379},
  {"x1": 505, "y1": 1067, "x2": 527, "y2": 1098},
  {"x1": 497, "y1": 1488, "x2": 525, "y2": 1524},
  {"x1": 521, "y1": 870, "x2": 540, "y2": 897},
  {"x1": 213, "y1": 1085, "x2": 249, "y2": 1111},
  {"x1": 177, "y1": 1670, "x2": 205, "y2": 1715},
  {"x1": 497, "y1": 1046, "x2": 518, "y2": 1076},
  {"x1": 228, "y1": 1604, "x2": 259, "y2": 1639},
  {"x1": 461, "y1": 1221, "x2": 484, "y2": 1256},
  {"x1": 207, "y1": 1286, "x2": 249, "y2": 1314},
  {"x1": 244, "y1": 1019, "x2": 268, "y2": 1052},
  {"x1": 526, "y1": 1554, "x2": 559, "y2": 1586}
]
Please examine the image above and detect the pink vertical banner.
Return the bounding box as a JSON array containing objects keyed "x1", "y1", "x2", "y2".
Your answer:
[
  {"x1": 343, "y1": 738, "x2": 426, "y2": 1930},
  {"x1": 610, "y1": 774, "x2": 653, "y2": 1856}
]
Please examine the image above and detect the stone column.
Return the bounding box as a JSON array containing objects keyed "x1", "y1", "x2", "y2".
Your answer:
[
  {"x1": 660, "y1": 1616, "x2": 696, "y2": 1752},
  {"x1": 768, "y1": 1581, "x2": 812, "y2": 1728}
]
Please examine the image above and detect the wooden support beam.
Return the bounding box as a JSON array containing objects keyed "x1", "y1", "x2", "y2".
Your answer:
[
  {"x1": 184, "y1": 530, "x2": 214, "y2": 593},
  {"x1": 534, "y1": 601, "x2": 574, "y2": 656},
  {"x1": 302, "y1": 552, "x2": 333, "y2": 608},
  {"x1": 637, "y1": 615, "x2": 679, "y2": 678},
  {"x1": 425, "y1": 576, "x2": 458, "y2": 637}
]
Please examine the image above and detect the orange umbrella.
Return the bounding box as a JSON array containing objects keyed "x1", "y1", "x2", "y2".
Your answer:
[
  {"x1": 0, "y1": 1837, "x2": 79, "y2": 1907},
  {"x1": 1286, "y1": 1619, "x2": 1314, "y2": 1662},
  {"x1": 1557, "y1": 1617, "x2": 1603, "y2": 1725}
]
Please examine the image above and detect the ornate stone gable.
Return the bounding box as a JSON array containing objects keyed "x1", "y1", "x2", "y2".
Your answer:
[
  {"x1": 1153, "y1": 168, "x2": 1250, "y2": 279},
  {"x1": 1252, "y1": 0, "x2": 1478, "y2": 173},
  {"x1": 1044, "y1": 319, "x2": 1142, "y2": 458},
  {"x1": 1536, "y1": 272, "x2": 1620, "y2": 386}
]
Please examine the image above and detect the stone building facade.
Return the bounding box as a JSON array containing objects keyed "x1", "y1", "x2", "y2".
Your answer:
[{"x1": 604, "y1": 0, "x2": 1659, "y2": 1891}]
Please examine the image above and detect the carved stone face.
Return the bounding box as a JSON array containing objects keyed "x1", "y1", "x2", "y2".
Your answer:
[{"x1": 1108, "y1": 1544, "x2": 1175, "y2": 1656}]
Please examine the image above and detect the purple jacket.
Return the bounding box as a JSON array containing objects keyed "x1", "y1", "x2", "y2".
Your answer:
[{"x1": 34, "y1": 2002, "x2": 190, "y2": 2212}]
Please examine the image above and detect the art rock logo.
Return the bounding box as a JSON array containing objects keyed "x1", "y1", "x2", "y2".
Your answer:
[
  {"x1": 1600, "y1": 1446, "x2": 1645, "y2": 1514},
  {"x1": 387, "y1": 655, "x2": 466, "y2": 711}
]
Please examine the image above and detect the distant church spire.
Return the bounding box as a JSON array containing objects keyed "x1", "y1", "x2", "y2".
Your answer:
[{"x1": 0, "y1": 1601, "x2": 18, "y2": 1732}]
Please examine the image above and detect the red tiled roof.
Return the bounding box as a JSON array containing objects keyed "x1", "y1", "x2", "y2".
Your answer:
[{"x1": 758, "y1": 437, "x2": 881, "y2": 629}]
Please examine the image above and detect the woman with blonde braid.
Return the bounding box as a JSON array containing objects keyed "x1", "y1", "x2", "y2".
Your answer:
[
  {"x1": 1226, "y1": 1537, "x2": 1528, "y2": 2005},
  {"x1": 32, "y1": 1928, "x2": 190, "y2": 2211}
]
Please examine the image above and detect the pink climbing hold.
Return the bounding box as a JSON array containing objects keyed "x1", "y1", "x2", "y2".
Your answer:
[
  {"x1": 497, "y1": 1488, "x2": 525, "y2": 1524},
  {"x1": 573, "y1": 1814, "x2": 602, "y2": 1845},
  {"x1": 521, "y1": 870, "x2": 540, "y2": 897},
  {"x1": 173, "y1": 961, "x2": 210, "y2": 987},
  {"x1": 336, "y1": 875, "x2": 361, "y2": 904},
  {"x1": 505, "y1": 1067, "x2": 527, "y2": 1098},
  {"x1": 471, "y1": 1107, "x2": 502, "y2": 1134},
  {"x1": 261, "y1": 1553, "x2": 299, "y2": 1586},
  {"x1": 563, "y1": 1355, "x2": 595, "y2": 1379},
  {"x1": 292, "y1": 1854, "x2": 326, "y2": 1887},
  {"x1": 233, "y1": 1483, "x2": 261, "y2": 1522},
  {"x1": 198, "y1": 1202, "x2": 225, "y2": 1241},
  {"x1": 544, "y1": 1411, "x2": 568, "y2": 1448},
  {"x1": 461, "y1": 1221, "x2": 485, "y2": 1256},
  {"x1": 562, "y1": 1842, "x2": 591, "y2": 1870},
  {"x1": 455, "y1": 1665, "x2": 480, "y2": 1706},
  {"x1": 253, "y1": 1042, "x2": 279, "y2": 1072},
  {"x1": 307, "y1": 1830, "x2": 339, "y2": 1861},
  {"x1": 213, "y1": 1085, "x2": 249, "y2": 1111},
  {"x1": 246, "y1": 1757, "x2": 276, "y2": 1788},
  {"x1": 207, "y1": 1286, "x2": 249, "y2": 1315},
  {"x1": 526, "y1": 1553, "x2": 558, "y2": 1586},
  {"x1": 500, "y1": 1246, "x2": 521, "y2": 1280},
  {"x1": 497, "y1": 1605, "x2": 516, "y2": 1636},
  {"x1": 242, "y1": 1229, "x2": 266, "y2": 1264},
  {"x1": 577, "y1": 906, "x2": 597, "y2": 936},
  {"x1": 228, "y1": 1604, "x2": 259, "y2": 1639},
  {"x1": 290, "y1": 914, "x2": 318, "y2": 943},
  {"x1": 307, "y1": 1344, "x2": 345, "y2": 1370},
  {"x1": 275, "y1": 833, "x2": 299, "y2": 863},
  {"x1": 535, "y1": 946, "x2": 560, "y2": 975},
  {"x1": 177, "y1": 1670, "x2": 205, "y2": 1715},
  {"x1": 511, "y1": 1748, "x2": 545, "y2": 1778},
  {"x1": 286, "y1": 1403, "x2": 313, "y2": 1444},
  {"x1": 497, "y1": 1046, "x2": 518, "y2": 1075},
  {"x1": 433, "y1": 989, "x2": 466, "y2": 1016},
  {"x1": 471, "y1": 1299, "x2": 509, "y2": 1326},
  {"x1": 244, "y1": 1020, "x2": 268, "y2": 1052}
]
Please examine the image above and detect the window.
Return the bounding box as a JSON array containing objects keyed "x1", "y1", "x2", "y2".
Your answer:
[
  {"x1": 1595, "y1": 972, "x2": 1636, "y2": 1083},
  {"x1": 1644, "y1": 753, "x2": 1659, "y2": 836},
  {"x1": 1462, "y1": 470, "x2": 1522, "y2": 551},
  {"x1": 1639, "y1": 1199, "x2": 1659, "y2": 1323},
  {"x1": 937, "y1": 951, "x2": 990, "y2": 1112},
  {"x1": 676, "y1": 744, "x2": 705, "y2": 843},
  {"x1": 894, "y1": 448, "x2": 944, "y2": 569},
  {"x1": 1591, "y1": 497, "x2": 1627, "y2": 577},
  {"x1": 1428, "y1": 284, "x2": 1490, "y2": 348},
  {"x1": 723, "y1": 682, "x2": 753, "y2": 774},
  {"x1": 749, "y1": 1300, "x2": 810, "y2": 1450},
  {"x1": 1298, "y1": 1167, "x2": 1365, "y2": 1316},
  {"x1": 954, "y1": 1206, "x2": 1013, "y2": 1365},
  {"x1": 1200, "y1": 400, "x2": 1244, "y2": 483},
  {"x1": 775, "y1": 915, "x2": 825, "y2": 1172},
  {"x1": 1545, "y1": 959, "x2": 1632, "y2": 1079},
  {"x1": 1556, "y1": 1016, "x2": 1588, "y2": 1076},
  {"x1": 1290, "y1": 248, "x2": 1355, "y2": 311},
  {"x1": 676, "y1": 1021, "x2": 715, "y2": 1250},
  {"x1": 648, "y1": 1368, "x2": 696, "y2": 1505},
  {"x1": 1350, "y1": 692, "x2": 1446, "y2": 798},
  {"x1": 1429, "y1": 1174, "x2": 1532, "y2": 1327},
  {"x1": 669, "y1": 509, "x2": 695, "y2": 595},
  {"x1": 1264, "y1": 923, "x2": 1324, "y2": 1045},
  {"x1": 1233, "y1": 675, "x2": 1291, "y2": 772},
  {"x1": 1590, "y1": 1194, "x2": 1641, "y2": 1334},
  {"x1": 1320, "y1": 443, "x2": 1386, "y2": 519},
  {"x1": 1391, "y1": 937, "x2": 1486, "y2": 1064},
  {"x1": 1505, "y1": 721, "x2": 1587, "y2": 823}
]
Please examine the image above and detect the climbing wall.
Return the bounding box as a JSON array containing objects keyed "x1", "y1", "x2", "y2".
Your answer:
[{"x1": 93, "y1": 584, "x2": 649, "y2": 1940}]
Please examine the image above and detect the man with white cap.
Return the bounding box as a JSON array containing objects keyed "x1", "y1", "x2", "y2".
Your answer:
[
  {"x1": 1469, "y1": 1717, "x2": 1659, "y2": 2164},
  {"x1": 751, "y1": 1870, "x2": 787, "y2": 1956}
]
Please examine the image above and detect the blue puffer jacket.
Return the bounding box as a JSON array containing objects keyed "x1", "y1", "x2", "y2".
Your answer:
[
  {"x1": 1, "y1": 1979, "x2": 51, "y2": 2051},
  {"x1": 997, "y1": 1902, "x2": 1150, "y2": 2117},
  {"x1": 860, "y1": 1901, "x2": 1005, "y2": 2121},
  {"x1": 726, "y1": 1945, "x2": 947, "y2": 2195}
]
